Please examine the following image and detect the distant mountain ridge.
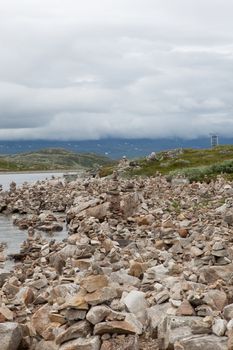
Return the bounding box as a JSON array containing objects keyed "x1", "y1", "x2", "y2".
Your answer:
[{"x1": 0, "y1": 138, "x2": 232, "y2": 159}]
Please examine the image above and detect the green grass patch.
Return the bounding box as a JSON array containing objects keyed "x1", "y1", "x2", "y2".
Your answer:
[{"x1": 127, "y1": 145, "x2": 233, "y2": 182}]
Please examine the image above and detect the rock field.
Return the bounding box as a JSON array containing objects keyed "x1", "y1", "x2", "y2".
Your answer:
[{"x1": 1, "y1": 173, "x2": 233, "y2": 349}]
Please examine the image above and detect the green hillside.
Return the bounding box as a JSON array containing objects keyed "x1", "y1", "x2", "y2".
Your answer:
[
  {"x1": 100, "y1": 145, "x2": 233, "y2": 182},
  {"x1": 0, "y1": 148, "x2": 113, "y2": 172}
]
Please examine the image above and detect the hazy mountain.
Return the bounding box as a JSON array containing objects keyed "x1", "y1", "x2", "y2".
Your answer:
[{"x1": 0, "y1": 137, "x2": 232, "y2": 160}]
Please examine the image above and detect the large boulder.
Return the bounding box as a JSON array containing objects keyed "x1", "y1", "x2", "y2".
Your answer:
[
  {"x1": 174, "y1": 334, "x2": 228, "y2": 350},
  {"x1": 0, "y1": 322, "x2": 22, "y2": 350}
]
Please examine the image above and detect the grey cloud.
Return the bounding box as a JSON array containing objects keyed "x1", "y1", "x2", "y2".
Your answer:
[{"x1": 0, "y1": 0, "x2": 233, "y2": 139}]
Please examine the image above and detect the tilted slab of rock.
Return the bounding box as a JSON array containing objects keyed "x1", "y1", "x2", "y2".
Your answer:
[
  {"x1": 0, "y1": 306, "x2": 14, "y2": 322},
  {"x1": 31, "y1": 304, "x2": 53, "y2": 337},
  {"x1": 94, "y1": 314, "x2": 143, "y2": 335},
  {"x1": 174, "y1": 334, "x2": 228, "y2": 350},
  {"x1": 85, "y1": 203, "x2": 110, "y2": 221},
  {"x1": 147, "y1": 303, "x2": 171, "y2": 338},
  {"x1": 59, "y1": 336, "x2": 101, "y2": 350},
  {"x1": 110, "y1": 270, "x2": 140, "y2": 287},
  {"x1": 14, "y1": 286, "x2": 34, "y2": 305},
  {"x1": 55, "y1": 320, "x2": 92, "y2": 344},
  {"x1": 199, "y1": 264, "x2": 233, "y2": 283},
  {"x1": 84, "y1": 286, "x2": 118, "y2": 306}
]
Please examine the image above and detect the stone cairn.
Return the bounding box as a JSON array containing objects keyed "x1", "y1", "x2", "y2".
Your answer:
[{"x1": 1, "y1": 175, "x2": 233, "y2": 349}]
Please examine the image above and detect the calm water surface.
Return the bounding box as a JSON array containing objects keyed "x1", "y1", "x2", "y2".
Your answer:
[
  {"x1": 0, "y1": 215, "x2": 68, "y2": 272},
  {"x1": 0, "y1": 172, "x2": 64, "y2": 191},
  {"x1": 0, "y1": 172, "x2": 68, "y2": 272}
]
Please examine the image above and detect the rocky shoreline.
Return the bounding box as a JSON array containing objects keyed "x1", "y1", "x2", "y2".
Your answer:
[{"x1": 1, "y1": 173, "x2": 233, "y2": 349}]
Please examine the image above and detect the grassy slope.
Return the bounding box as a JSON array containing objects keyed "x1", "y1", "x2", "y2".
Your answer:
[
  {"x1": 0, "y1": 148, "x2": 112, "y2": 172},
  {"x1": 130, "y1": 145, "x2": 233, "y2": 181},
  {"x1": 100, "y1": 145, "x2": 233, "y2": 182}
]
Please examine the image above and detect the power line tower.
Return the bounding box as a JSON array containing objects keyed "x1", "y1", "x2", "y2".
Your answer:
[{"x1": 210, "y1": 134, "x2": 219, "y2": 148}]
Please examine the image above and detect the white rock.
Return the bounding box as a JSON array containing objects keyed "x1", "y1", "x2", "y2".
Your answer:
[
  {"x1": 123, "y1": 291, "x2": 148, "y2": 325},
  {"x1": 212, "y1": 318, "x2": 227, "y2": 336}
]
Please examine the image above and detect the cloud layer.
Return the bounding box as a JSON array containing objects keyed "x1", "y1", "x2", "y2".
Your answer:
[{"x1": 1, "y1": 0, "x2": 233, "y2": 140}]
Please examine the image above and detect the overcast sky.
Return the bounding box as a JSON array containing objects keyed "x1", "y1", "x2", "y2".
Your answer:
[{"x1": 0, "y1": 0, "x2": 233, "y2": 140}]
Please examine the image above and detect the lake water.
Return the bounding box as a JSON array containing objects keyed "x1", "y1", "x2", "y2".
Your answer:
[
  {"x1": 0, "y1": 172, "x2": 64, "y2": 191},
  {"x1": 0, "y1": 172, "x2": 69, "y2": 272},
  {"x1": 0, "y1": 214, "x2": 68, "y2": 272}
]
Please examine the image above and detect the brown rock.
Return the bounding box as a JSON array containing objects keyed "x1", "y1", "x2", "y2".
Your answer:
[
  {"x1": 14, "y1": 286, "x2": 34, "y2": 305},
  {"x1": 176, "y1": 300, "x2": 195, "y2": 316},
  {"x1": 94, "y1": 315, "x2": 142, "y2": 335},
  {"x1": 31, "y1": 304, "x2": 52, "y2": 337},
  {"x1": 56, "y1": 320, "x2": 92, "y2": 344},
  {"x1": 128, "y1": 261, "x2": 144, "y2": 279},
  {"x1": 59, "y1": 336, "x2": 101, "y2": 350},
  {"x1": 49, "y1": 313, "x2": 66, "y2": 325},
  {"x1": 81, "y1": 275, "x2": 109, "y2": 293},
  {"x1": 178, "y1": 228, "x2": 189, "y2": 238},
  {"x1": 136, "y1": 214, "x2": 154, "y2": 226},
  {"x1": 85, "y1": 287, "x2": 118, "y2": 306},
  {"x1": 63, "y1": 290, "x2": 89, "y2": 310},
  {"x1": 0, "y1": 306, "x2": 14, "y2": 322},
  {"x1": 72, "y1": 259, "x2": 91, "y2": 270}
]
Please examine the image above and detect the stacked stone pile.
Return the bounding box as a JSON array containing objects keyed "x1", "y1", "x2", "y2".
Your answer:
[{"x1": 1, "y1": 175, "x2": 233, "y2": 349}]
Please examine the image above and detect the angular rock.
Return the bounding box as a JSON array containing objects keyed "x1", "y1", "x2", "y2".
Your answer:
[
  {"x1": 31, "y1": 304, "x2": 52, "y2": 337},
  {"x1": 223, "y1": 303, "x2": 233, "y2": 321},
  {"x1": 56, "y1": 321, "x2": 92, "y2": 344},
  {"x1": 147, "y1": 303, "x2": 171, "y2": 338},
  {"x1": 176, "y1": 300, "x2": 195, "y2": 316},
  {"x1": 86, "y1": 305, "x2": 111, "y2": 325},
  {"x1": 174, "y1": 334, "x2": 228, "y2": 350},
  {"x1": 0, "y1": 306, "x2": 14, "y2": 322},
  {"x1": 199, "y1": 264, "x2": 233, "y2": 284},
  {"x1": 59, "y1": 336, "x2": 101, "y2": 350},
  {"x1": 85, "y1": 286, "x2": 118, "y2": 306},
  {"x1": 94, "y1": 314, "x2": 143, "y2": 335},
  {"x1": 81, "y1": 275, "x2": 109, "y2": 293},
  {"x1": 212, "y1": 318, "x2": 227, "y2": 337},
  {"x1": 158, "y1": 315, "x2": 209, "y2": 349}
]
